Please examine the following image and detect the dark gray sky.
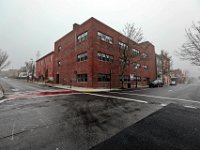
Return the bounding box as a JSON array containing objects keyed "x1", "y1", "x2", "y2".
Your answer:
[{"x1": 0, "y1": 0, "x2": 200, "y2": 76}]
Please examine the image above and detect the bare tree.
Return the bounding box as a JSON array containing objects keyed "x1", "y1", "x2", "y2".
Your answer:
[
  {"x1": 119, "y1": 23, "x2": 144, "y2": 88},
  {"x1": 25, "y1": 60, "x2": 35, "y2": 81},
  {"x1": 0, "y1": 49, "x2": 10, "y2": 71},
  {"x1": 176, "y1": 21, "x2": 200, "y2": 66},
  {"x1": 123, "y1": 23, "x2": 144, "y2": 43}
]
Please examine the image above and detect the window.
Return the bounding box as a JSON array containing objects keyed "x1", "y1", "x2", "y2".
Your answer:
[
  {"x1": 58, "y1": 61, "x2": 61, "y2": 66},
  {"x1": 77, "y1": 74, "x2": 87, "y2": 82},
  {"x1": 97, "y1": 52, "x2": 113, "y2": 62},
  {"x1": 133, "y1": 63, "x2": 141, "y2": 68},
  {"x1": 77, "y1": 32, "x2": 88, "y2": 43},
  {"x1": 119, "y1": 42, "x2": 128, "y2": 50},
  {"x1": 58, "y1": 46, "x2": 62, "y2": 52},
  {"x1": 133, "y1": 75, "x2": 141, "y2": 81},
  {"x1": 77, "y1": 52, "x2": 88, "y2": 62},
  {"x1": 132, "y1": 49, "x2": 140, "y2": 56},
  {"x1": 120, "y1": 75, "x2": 130, "y2": 82},
  {"x1": 97, "y1": 32, "x2": 113, "y2": 44},
  {"x1": 141, "y1": 52, "x2": 148, "y2": 58},
  {"x1": 98, "y1": 74, "x2": 110, "y2": 82},
  {"x1": 120, "y1": 59, "x2": 129, "y2": 65},
  {"x1": 143, "y1": 65, "x2": 148, "y2": 70}
]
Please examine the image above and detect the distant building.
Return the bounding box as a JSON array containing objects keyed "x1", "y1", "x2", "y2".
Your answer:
[
  {"x1": 36, "y1": 51, "x2": 54, "y2": 81},
  {"x1": 170, "y1": 69, "x2": 185, "y2": 84},
  {"x1": 0, "y1": 69, "x2": 19, "y2": 78},
  {"x1": 156, "y1": 54, "x2": 162, "y2": 81},
  {"x1": 156, "y1": 50, "x2": 171, "y2": 85}
]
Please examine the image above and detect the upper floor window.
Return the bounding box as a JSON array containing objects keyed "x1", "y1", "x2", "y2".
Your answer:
[
  {"x1": 133, "y1": 63, "x2": 141, "y2": 69},
  {"x1": 141, "y1": 52, "x2": 148, "y2": 58},
  {"x1": 58, "y1": 46, "x2": 62, "y2": 52},
  {"x1": 77, "y1": 32, "x2": 88, "y2": 43},
  {"x1": 58, "y1": 61, "x2": 61, "y2": 66},
  {"x1": 119, "y1": 59, "x2": 129, "y2": 65},
  {"x1": 97, "y1": 32, "x2": 113, "y2": 44},
  {"x1": 119, "y1": 42, "x2": 128, "y2": 50},
  {"x1": 143, "y1": 65, "x2": 148, "y2": 70},
  {"x1": 132, "y1": 49, "x2": 140, "y2": 56},
  {"x1": 77, "y1": 52, "x2": 88, "y2": 62},
  {"x1": 97, "y1": 52, "x2": 113, "y2": 62}
]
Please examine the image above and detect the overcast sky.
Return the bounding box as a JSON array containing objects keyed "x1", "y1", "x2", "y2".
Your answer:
[{"x1": 0, "y1": 0, "x2": 200, "y2": 76}]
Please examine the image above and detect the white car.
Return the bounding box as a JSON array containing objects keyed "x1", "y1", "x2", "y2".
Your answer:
[{"x1": 170, "y1": 81, "x2": 177, "y2": 86}]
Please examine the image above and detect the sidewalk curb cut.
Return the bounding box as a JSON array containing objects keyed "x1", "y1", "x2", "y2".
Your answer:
[{"x1": 0, "y1": 87, "x2": 4, "y2": 100}]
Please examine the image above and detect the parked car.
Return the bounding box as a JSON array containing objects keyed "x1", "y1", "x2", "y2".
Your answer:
[
  {"x1": 170, "y1": 81, "x2": 177, "y2": 86},
  {"x1": 149, "y1": 80, "x2": 164, "y2": 88}
]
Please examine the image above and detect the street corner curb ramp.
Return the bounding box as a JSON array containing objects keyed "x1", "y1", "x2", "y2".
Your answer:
[
  {"x1": 0, "y1": 85, "x2": 4, "y2": 99},
  {"x1": 90, "y1": 104, "x2": 200, "y2": 150}
]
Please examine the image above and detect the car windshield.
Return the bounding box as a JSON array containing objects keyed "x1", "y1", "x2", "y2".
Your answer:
[{"x1": 0, "y1": 1, "x2": 199, "y2": 150}]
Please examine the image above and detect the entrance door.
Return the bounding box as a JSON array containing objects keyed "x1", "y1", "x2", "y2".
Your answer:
[{"x1": 56, "y1": 74, "x2": 59, "y2": 84}]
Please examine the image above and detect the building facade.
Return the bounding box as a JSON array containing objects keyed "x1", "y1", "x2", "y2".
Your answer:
[
  {"x1": 156, "y1": 54, "x2": 163, "y2": 81},
  {"x1": 36, "y1": 51, "x2": 54, "y2": 81},
  {"x1": 52, "y1": 17, "x2": 156, "y2": 88},
  {"x1": 170, "y1": 69, "x2": 185, "y2": 84},
  {"x1": 156, "y1": 50, "x2": 171, "y2": 85}
]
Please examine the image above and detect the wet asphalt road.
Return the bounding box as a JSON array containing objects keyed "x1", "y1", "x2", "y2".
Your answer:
[
  {"x1": 0, "y1": 78, "x2": 160, "y2": 150},
  {"x1": 92, "y1": 104, "x2": 200, "y2": 150},
  {"x1": 0, "y1": 78, "x2": 200, "y2": 150}
]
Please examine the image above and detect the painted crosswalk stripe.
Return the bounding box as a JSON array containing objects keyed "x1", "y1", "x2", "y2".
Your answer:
[{"x1": 86, "y1": 93, "x2": 148, "y2": 104}]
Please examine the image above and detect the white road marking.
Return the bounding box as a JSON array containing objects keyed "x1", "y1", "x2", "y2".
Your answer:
[
  {"x1": 11, "y1": 88, "x2": 19, "y2": 92},
  {"x1": 0, "y1": 93, "x2": 82, "y2": 104},
  {"x1": 0, "y1": 99, "x2": 6, "y2": 104},
  {"x1": 127, "y1": 88, "x2": 149, "y2": 93},
  {"x1": 184, "y1": 105, "x2": 197, "y2": 109},
  {"x1": 111, "y1": 92, "x2": 200, "y2": 104},
  {"x1": 161, "y1": 104, "x2": 168, "y2": 107},
  {"x1": 86, "y1": 93, "x2": 148, "y2": 104},
  {"x1": 11, "y1": 122, "x2": 15, "y2": 140},
  {"x1": 168, "y1": 90, "x2": 175, "y2": 92}
]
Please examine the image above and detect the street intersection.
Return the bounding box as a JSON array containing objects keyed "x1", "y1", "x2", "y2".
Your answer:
[{"x1": 0, "y1": 78, "x2": 200, "y2": 150}]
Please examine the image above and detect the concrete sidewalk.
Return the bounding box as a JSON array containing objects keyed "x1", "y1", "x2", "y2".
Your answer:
[
  {"x1": 36, "y1": 82, "x2": 148, "y2": 92},
  {"x1": 0, "y1": 85, "x2": 4, "y2": 99}
]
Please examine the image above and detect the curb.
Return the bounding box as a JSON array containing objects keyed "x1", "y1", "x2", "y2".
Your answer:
[
  {"x1": 34, "y1": 82, "x2": 149, "y2": 93},
  {"x1": 0, "y1": 85, "x2": 4, "y2": 100}
]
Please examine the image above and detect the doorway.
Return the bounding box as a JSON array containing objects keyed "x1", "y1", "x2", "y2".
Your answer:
[{"x1": 56, "y1": 74, "x2": 59, "y2": 84}]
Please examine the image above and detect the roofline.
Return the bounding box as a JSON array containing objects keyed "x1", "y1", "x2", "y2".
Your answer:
[
  {"x1": 90, "y1": 17, "x2": 139, "y2": 45},
  {"x1": 36, "y1": 51, "x2": 54, "y2": 62},
  {"x1": 55, "y1": 17, "x2": 143, "y2": 45}
]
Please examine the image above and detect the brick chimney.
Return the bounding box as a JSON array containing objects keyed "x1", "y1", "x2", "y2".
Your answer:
[{"x1": 73, "y1": 23, "x2": 80, "y2": 30}]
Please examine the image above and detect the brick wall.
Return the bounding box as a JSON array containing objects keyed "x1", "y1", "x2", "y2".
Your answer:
[{"x1": 53, "y1": 17, "x2": 157, "y2": 88}]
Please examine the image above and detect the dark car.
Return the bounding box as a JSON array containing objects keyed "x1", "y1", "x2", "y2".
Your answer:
[{"x1": 149, "y1": 80, "x2": 164, "y2": 88}]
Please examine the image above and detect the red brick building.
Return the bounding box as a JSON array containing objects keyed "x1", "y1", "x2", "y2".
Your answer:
[
  {"x1": 36, "y1": 51, "x2": 54, "y2": 81},
  {"x1": 53, "y1": 17, "x2": 156, "y2": 88}
]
